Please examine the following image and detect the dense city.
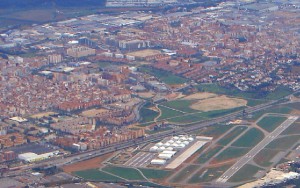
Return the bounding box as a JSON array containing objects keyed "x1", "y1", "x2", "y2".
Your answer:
[{"x1": 0, "y1": 0, "x2": 300, "y2": 187}]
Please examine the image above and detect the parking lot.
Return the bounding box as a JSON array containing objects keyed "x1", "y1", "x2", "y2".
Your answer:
[{"x1": 124, "y1": 152, "x2": 155, "y2": 167}]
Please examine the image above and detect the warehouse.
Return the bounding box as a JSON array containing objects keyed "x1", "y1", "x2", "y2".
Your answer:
[
  {"x1": 161, "y1": 150, "x2": 176, "y2": 155},
  {"x1": 150, "y1": 159, "x2": 166, "y2": 165},
  {"x1": 158, "y1": 153, "x2": 173, "y2": 160},
  {"x1": 18, "y1": 150, "x2": 59, "y2": 163}
]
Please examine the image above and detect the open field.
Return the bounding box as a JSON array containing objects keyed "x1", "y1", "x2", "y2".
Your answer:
[
  {"x1": 253, "y1": 149, "x2": 281, "y2": 167},
  {"x1": 190, "y1": 95, "x2": 247, "y2": 112},
  {"x1": 80, "y1": 108, "x2": 109, "y2": 117},
  {"x1": 257, "y1": 116, "x2": 287, "y2": 132},
  {"x1": 139, "y1": 103, "x2": 159, "y2": 124},
  {"x1": 286, "y1": 102, "x2": 300, "y2": 111},
  {"x1": 161, "y1": 100, "x2": 198, "y2": 113},
  {"x1": 266, "y1": 135, "x2": 300, "y2": 150},
  {"x1": 183, "y1": 92, "x2": 217, "y2": 100},
  {"x1": 139, "y1": 168, "x2": 171, "y2": 180},
  {"x1": 228, "y1": 164, "x2": 263, "y2": 182},
  {"x1": 197, "y1": 124, "x2": 233, "y2": 138},
  {"x1": 63, "y1": 153, "x2": 112, "y2": 173},
  {"x1": 167, "y1": 107, "x2": 244, "y2": 124},
  {"x1": 189, "y1": 165, "x2": 231, "y2": 183},
  {"x1": 168, "y1": 113, "x2": 206, "y2": 124},
  {"x1": 140, "y1": 66, "x2": 187, "y2": 85},
  {"x1": 74, "y1": 169, "x2": 122, "y2": 182},
  {"x1": 281, "y1": 120, "x2": 300, "y2": 135},
  {"x1": 170, "y1": 165, "x2": 199, "y2": 183},
  {"x1": 246, "y1": 99, "x2": 269, "y2": 107},
  {"x1": 197, "y1": 84, "x2": 293, "y2": 100},
  {"x1": 102, "y1": 166, "x2": 145, "y2": 180},
  {"x1": 126, "y1": 49, "x2": 161, "y2": 58},
  {"x1": 30, "y1": 111, "x2": 57, "y2": 118},
  {"x1": 137, "y1": 92, "x2": 155, "y2": 99},
  {"x1": 217, "y1": 126, "x2": 247, "y2": 146},
  {"x1": 231, "y1": 128, "x2": 264, "y2": 148},
  {"x1": 213, "y1": 147, "x2": 250, "y2": 163},
  {"x1": 196, "y1": 145, "x2": 224, "y2": 164},
  {"x1": 157, "y1": 105, "x2": 184, "y2": 120},
  {"x1": 249, "y1": 106, "x2": 293, "y2": 121}
]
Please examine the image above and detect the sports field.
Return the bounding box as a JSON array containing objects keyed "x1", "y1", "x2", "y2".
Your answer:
[
  {"x1": 126, "y1": 49, "x2": 161, "y2": 58},
  {"x1": 81, "y1": 108, "x2": 109, "y2": 117}
]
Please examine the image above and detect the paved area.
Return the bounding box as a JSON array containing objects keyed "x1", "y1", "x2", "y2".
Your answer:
[
  {"x1": 124, "y1": 152, "x2": 155, "y2": 167},
  {"x1": 165, "y1": 140, "x2": 208, "y2": 169},
  {"x1": 216, "y1": 116, "x2": 299, "y2": 183}
]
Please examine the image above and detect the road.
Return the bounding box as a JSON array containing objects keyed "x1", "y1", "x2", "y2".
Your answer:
[
  {"x1": 4, "y1": 98, "x2": 293, "y2": 177},
  {"x1": 216, "y1": 116, "x2": 299, "y2": 183}
]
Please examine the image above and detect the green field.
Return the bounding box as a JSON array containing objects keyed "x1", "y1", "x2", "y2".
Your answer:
[
  {"x1": 168, "y1": 113, "x2": 206, "y2": 124},
  {"x1": 229, "y1": 164, "x2": 263, "y2": 182},
  {"x1": 253, "y1": 149, "x2": 281, "y2": 167},
  {"x1": 197, "y1": 145, "x2": 224, "y2": 164},
  {"x1": 249, "y1": 106, "x2": 293, "y2": 121},
  {"x1": 247, "y1": 99, "x2": 268, "y2": 107},
  {"x1": 160, "y1": 100, "x2": 198, "y2": 113},
  {"x1": 102, "y1": 166, "x2": 145, "y2": 180},
  {"x1": 73, "y1": 169, "x2": 122, "y2": 182},
  {"x1": 197, "y1": 124, "x2": 233, "y2": 138},
  {"x1": 139, "y1": 105, "x2": 159, "y2": 124},
  {"x1": 231, "y1": 128, "x2": 264, "y2": 148},
  {"x1": 167, "y1": 107, "x2": 244, "y2": 124},
  {"x1": 257, "y1": 116, "x2": 287, "y2": 132},
  {"x1": 157, "y1": 105, "x2": 184, "y2": 120},
  {"x1": 140, "y1": 66, "x2": 188, "y2": 85},
  {"x1": 189, "y1": 165, "x2": 231, "y2": 183},
  {"x1": 281, "y1": 121, "x2": 300, "y2": 135},
  {"x1": 287, "y1": 102, "x2": 300, "y2": 110},
  {"x1": 138, "y1": 168, "x2": 171, "y2": 179},
  {"x1": 170, "y1": 165, "x2": 199, "y2": 183},
  {"x1": 214, "y1": 147, "x2": 250, "y2": 163},
  {"x1": 197, "y1": 84, "x2": 292, "y2": 100},
  {"x1": 217, "y1": 126, "x2": 248, "y2": 146},
  {"x1": 266, "y1": 135, "x2": 300, "y2": 150}
]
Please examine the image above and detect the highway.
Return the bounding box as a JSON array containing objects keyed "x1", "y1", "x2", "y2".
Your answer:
[
  {"x1": 4, "y1": 98, "x2": 293, "y2": 177},
  {"x1": 216, "y1": 116, "x2": 299, "y2": 183}
]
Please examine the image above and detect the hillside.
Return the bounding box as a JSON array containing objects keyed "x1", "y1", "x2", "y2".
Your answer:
[{"x1": 0, "y1": 0, "x2": 106, "y2": 8}]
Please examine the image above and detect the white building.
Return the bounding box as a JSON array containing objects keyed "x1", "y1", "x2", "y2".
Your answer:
[
  {"x1": 150, "y1": 159, "x2": 166, "y2": 165},
  {"x1": 18, "y1": 151, "x2": 59, "y2": 163}
]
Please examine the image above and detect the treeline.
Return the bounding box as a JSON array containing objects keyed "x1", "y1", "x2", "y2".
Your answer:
[{"x1": 0, "y1": 0, "x2": 106, "y2": 8}]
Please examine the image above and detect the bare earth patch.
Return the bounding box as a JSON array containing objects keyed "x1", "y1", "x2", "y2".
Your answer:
[
  {"x1": 30, "y1": 112, "x2": 57, "y2": 118},
  {"x1": 190, "y1": 95, "x2": 247, "y2": 112},
  {"x1": 137, "y1": 92, "x2": 155, "y2": 99},
  {"x1": 81, "y1": 108, "x2": 109, "y2": 117},
  {"x1": 183, "y1": 92, "x2": 217, "y2": 100},
  {"x1": 126, "y1": 49, "x2": 161, "y2": 58},
  {"x1": 166, "y1": 92, "x2": 185, "y2": 100},
  {"x1": 63, "y1": 152, "x2": 114, "y2": 173}
]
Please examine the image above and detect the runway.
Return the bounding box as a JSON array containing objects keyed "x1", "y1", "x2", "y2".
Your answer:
[{"x1": 216, "y1": 116, "x2": 299, "y2": 183}]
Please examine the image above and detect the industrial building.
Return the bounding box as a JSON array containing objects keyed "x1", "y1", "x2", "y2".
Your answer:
[
  {"x1": 149, "y1": 135, "x2": 194, "y2": 165},
  {"x1": 148, "y1": 135, "x2": 212, "y2": 167},
  {"x1": 150, "y1": 159, "x2": 166, "y2": 165},
  {"x1": 18, "y1": 150, "x2": 59, "y2": 163}
]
